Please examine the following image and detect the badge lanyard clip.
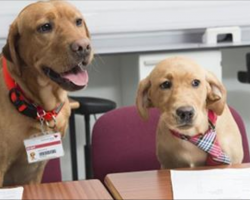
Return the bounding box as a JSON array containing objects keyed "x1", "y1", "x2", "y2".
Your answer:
[{"x1": 37, "y1": 109, "x2": 57, "y2": 133}]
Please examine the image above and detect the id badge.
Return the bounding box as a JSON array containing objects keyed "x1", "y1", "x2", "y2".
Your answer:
[{"x1": 24, "y1": 132, "x2": 64, "y2": 163}]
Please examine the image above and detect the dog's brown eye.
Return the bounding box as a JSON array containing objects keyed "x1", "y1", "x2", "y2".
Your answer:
[
  {"x1": 38, "y1": 23, "x2": 53, "y2": 33},
  {"x1": 160, "y1": 81, "x2": 172, "y2": 89},
  {"x1": 192, "y1": 79, "x2": 200, "y2": 87},
  {"x1": 76, "y1": 18, "x2": 83, "y2": 26}
]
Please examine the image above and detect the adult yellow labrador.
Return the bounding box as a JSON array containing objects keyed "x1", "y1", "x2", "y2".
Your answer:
[
  {"x1": 0, "y1": 1, "x2": 93, "y2": 186},
  {"x1": 136, "y1": 57, "x2": 243, "y2": 169}
]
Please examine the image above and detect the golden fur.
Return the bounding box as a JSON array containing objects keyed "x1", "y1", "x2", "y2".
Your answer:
[
  {"x1": 0, "y1": 1, "x2": 92, "y2": 186},
  {"x1": 136, "y1": 57, "x2": 243, "y2": 169}
]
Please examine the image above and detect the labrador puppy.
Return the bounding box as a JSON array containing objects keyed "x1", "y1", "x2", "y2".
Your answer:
[
  {"x1": 0, "y1": 0, "x2": 93, "y2": 186},
  {"x1": 136, "y1": 57, "x2": 243, "y2": 169}
]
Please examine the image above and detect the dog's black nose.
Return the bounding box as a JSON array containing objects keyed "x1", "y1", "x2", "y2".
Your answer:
[
  {"x1": 176, "y1": 106, "x2": 195, "y2": 122},
  {"x1": 70, "y1": 39, "x2": 91, "y2": 57}
]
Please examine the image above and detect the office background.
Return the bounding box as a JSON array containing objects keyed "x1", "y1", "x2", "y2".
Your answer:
[{"x1": 0, "y1": 1, "x2": 250, "y2": 181}]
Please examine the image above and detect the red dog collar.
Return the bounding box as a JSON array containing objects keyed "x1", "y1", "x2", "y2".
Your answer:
[{"x1": 2, "y1": 56, "x2": 64, "y2": 124}]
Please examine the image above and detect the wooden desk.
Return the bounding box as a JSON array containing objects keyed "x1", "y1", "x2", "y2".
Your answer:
[
  {"x1": 105, "y1": 163, "x2": 250, "y2": 200},
  {"x1": 23, "y1": 180, "x2": 113, "y2": 200}
]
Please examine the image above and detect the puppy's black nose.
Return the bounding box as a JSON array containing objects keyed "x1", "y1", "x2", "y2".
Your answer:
[
  {"x1": 70, "y1": 39, "x2": 91, "y2": 57},
  {"x1": 176, "y1": 106, "x2": 195, "y2": 122}
]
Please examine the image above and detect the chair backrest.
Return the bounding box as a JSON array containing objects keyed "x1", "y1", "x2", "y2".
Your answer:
[
  {"x1": 42, "y1": 158, "x2": 62, "y2": 183},
  {"x1": 92, "y1": 105, "x2": 250, "y2": 182},
  {"x1": 92, "y1": 106, "x2": 160, "y2": 182},
  {"x1": 229, "y1": 106, "x2": 250, "y2": 163}
]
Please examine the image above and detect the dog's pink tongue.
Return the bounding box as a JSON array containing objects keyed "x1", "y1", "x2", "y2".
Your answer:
[{"x1": 63, "y1": 70, "x2": 88, "y2": 86}]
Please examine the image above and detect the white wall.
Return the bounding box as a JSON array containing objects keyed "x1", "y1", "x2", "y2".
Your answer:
[{"x1": 1, "y1": 1, "x2": 250, "y2": 38}]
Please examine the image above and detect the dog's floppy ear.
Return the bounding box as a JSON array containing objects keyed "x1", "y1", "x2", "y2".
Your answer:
[
  {"x1": 206, "y1": 70, "x2": 226, "y2": 115},
  {"x1": 83, "y1": 20, "x2": 91, "y2": 38},
  {"x1": 136, "y1": 76, "x2": 153, "y2": 120},
  {"x1": 2, "y1": 20, "x2": 22, "y2": 76}
]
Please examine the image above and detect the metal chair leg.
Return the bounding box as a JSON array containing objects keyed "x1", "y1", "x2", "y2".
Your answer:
[
  {"x1": 69, "y1": 111, "x2": 78, "y2": 180},
  {"x1": 84, "y1": 115, "x2": 93, "y2": 179}
]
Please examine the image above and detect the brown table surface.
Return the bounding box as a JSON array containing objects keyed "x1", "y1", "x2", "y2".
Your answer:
[
  {"x1": 105, "y1": 163, "x2": 250, "y2": 200},
  {"x1": 22, "y1": 180, "x2": 113, "y2": 200}
]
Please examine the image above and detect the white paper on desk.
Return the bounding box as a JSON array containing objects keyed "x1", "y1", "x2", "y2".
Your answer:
[
  {"x1": 0, "y1": 187, "x2": 24, "y2": 200},
  {"x1": 171, "y1": 168, "x2": 250, "y2": 199}
]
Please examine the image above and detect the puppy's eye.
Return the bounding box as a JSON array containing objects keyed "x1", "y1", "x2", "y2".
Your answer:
[
  {"x1": 160, "y1": 81, "x2": 172, "y2": 89},
  {"x1": 192, "y1": 79, "x2": 200, "y2": 87},
  {"x1": 76, "y1": 18, "x2": 83, "y2": 26},
  {"x1": 38, "y1": 23, "x2": 53, "y2": 33}
]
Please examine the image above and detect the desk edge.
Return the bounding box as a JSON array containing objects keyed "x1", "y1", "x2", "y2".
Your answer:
[{"x1": 105, "y1": 175, "x2": 123, "y2": 200}]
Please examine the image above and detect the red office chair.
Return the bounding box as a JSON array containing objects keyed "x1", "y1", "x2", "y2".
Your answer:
[
  {"x1": 229, "y1": 106, "x2": 250, "y2": 163},
  {"x1": 42, "y1": 158, "x2": 62, "y2": 183},
  {"x1": 92, "y1": 105, "x2": 250, "y2": 182}
]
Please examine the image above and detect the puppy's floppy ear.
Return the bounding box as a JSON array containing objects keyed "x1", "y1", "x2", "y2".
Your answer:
[
  {"x1": 206, "y1": 70, "x2": 227, "y2": 115},
  {"x1": 136, "y1": 76, "x2": 153, "y2": 120},
  {"x1": 2, "y1": 20, "x2": 22, "y2": 76}
]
